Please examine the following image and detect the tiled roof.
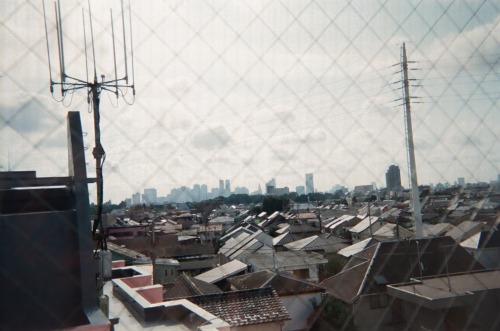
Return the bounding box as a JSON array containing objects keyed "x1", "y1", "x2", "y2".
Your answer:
[
  {"x1": 163, "y1": 274, "x2": 222, "y2": 300},
  {"x1": 229, "y1": 270, "x2": 324, "y2": 296},
  {"x1": 188, "y1": 287, "x2": 290, "y2": 327}
]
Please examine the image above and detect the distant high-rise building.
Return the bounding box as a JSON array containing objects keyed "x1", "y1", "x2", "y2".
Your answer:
[
  {"x1": 266, "y1": 178, "x2": 276, "y2": 194},
  {"x1": 296, "y1": 185, "x2": 305, "y2": 196},
  {"x1": 143, "y1": 188, "x2": 158, "y2": 204},
  {"x1": 385, "y1": 165, "x2": 402, "y2": 191},
  {"x1": 225, "y1": 179, "x2": 231, "y2": 195},
  {"x1": 201, "y1": 184, "x2": 208, "y2": 200},
  {"x1": 457, "y1": 177, "x2": 465, "y2": 186},
  {"x1": 219, "y1": 180, "x2": 224, "y2": 193},
  {"x1": 234, "y1": 186, "x2": 249, "y2": 195},
  {"x1": 192, "y1": 184, "x2": 201, "y2": 202},
  {"x1": 257, "y1": 183, "x2": 262, "y2": 195},
  {"x1": 305, "y1": 173, "x2": 314, "y2": 195},
  {"x1": 132, "y1": 192, "x2": 141, "y2": 205}
]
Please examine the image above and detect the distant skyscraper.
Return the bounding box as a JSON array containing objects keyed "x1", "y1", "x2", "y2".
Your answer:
[
  {"x1": 257, "y1": 183, "x2": 262, "y2": 195},
  {"x1": 305, "y1": 173, "x2": 314, "y2": 195},
  {"x1": 296, "y1": 185, "x2": 305, "y2": 196},
  {"x1": 385, "y1": 165, "x2": 402, "y2": 191},
  {"x1": 266, "y1": 178, "x2": 276, "y2": 194},
  {"x1": 457, "y1": 177, "x2": 465, "y2": 186},
  {"x1": 201, "y1": 184, "x2": 208, "y2": 200},
  {"x1": 225, "y1": 179, "x2": 231, "y2": 195},
  {"x1": 132, "y1": 192, "x2": 141, "y2": 205},
  {"x1": 143, "y1": 188, "x2": 158, "y2": 204},
  {"x1": 219, "y1": 179, "x2": 224, "y2": 192},
  {"x1": 193, "y1": 184, "x2": 201, "y2": 202}
]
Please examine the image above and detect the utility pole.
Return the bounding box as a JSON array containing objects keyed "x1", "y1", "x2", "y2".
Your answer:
[{"x1": 401, "y1": 43, "x2": 423, "y2": 239}]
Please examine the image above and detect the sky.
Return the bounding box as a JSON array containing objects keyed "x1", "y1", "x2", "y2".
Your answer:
[{"x1": 1, "y1": 0, "x2": 499, "y2": 203}]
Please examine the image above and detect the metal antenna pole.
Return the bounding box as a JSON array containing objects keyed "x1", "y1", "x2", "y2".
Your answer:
[
  {"x1": 402, "y1": 43, "x2": 423, "y2": 239},
  {"x1": 91, "y1": 80, "x2": 105, "y2": 248}
]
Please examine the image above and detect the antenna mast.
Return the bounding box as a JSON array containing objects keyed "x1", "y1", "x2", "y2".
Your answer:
[
  {"x1": 43, "y1": 0, "x2": 136, "y2": 252},
  {"x1": 401, "y1": 43, "x2": 423, "y2": 239}
]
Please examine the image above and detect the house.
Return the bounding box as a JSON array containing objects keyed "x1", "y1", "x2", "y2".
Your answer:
[
  {"x1": 319, "y1": 237, "x2": 485, "y2": 331},
  {"x1": 188, "y1": 288, "x2": 290, "y2": 331},
  {"x1": 196, "y1": 223, "x2": 224, "y2": 243},
  {"x1": 387, "y1": 269, "x2": 500, "y2": 331},
  {"x1": 218, "y1": 229, "x2": 273, "y2": 262},
  {"x1": 349, "y1": 215, "x2": 383, "y2": 242},
  {"x1": 209, "y1": 215, "x2": 235, "y2": 231},
  {"x1": 229, "y1": 270, "x2": 325, "y2": 331},
  {"x1": 243, "y1": 251, "x2": 328, "y2": 283}
]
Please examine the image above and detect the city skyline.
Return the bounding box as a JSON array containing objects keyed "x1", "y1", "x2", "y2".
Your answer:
[
  {"x1": 117, "y1": 171, "x2": 499, "y2": 205},
  {"x1": 1, "y1": 1, "x2": 499, "y2": 204}
]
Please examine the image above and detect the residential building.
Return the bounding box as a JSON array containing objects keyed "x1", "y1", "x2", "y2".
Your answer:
[
  {"x1": 387, "y1": 269, "x2": 500, "y2": 331},
  {"x1": 320, "y1": 237, "x2": 485, "y2": 331},
  {"x1": 349, "y1": 215, "x2": 383, "y2": 242},
  {"x1": 244, "y1": 250, "x2": 328, "y2": 283},
  {"x1": 305, "y1": 173, "x2": 314, "y2": 194}
]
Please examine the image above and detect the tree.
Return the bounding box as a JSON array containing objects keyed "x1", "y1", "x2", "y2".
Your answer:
[
  {"x1": 262, "y1": 196, "x2": 290, "y2": 213},
  {"x1": 312, "y1": 298, "x2": 357, "y2": 331},
  {"x1": 192, "y1": 199, "x2": 223, "y2": 225}
]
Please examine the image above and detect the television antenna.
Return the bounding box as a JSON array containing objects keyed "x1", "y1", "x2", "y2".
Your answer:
[{"x1": 43, "y1": 0, "x2": 136, "y2": 251}]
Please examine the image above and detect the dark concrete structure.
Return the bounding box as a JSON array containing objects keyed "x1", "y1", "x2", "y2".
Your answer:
[{"x1": 0, "y1": 112, "x2": 109, "y2": 330}]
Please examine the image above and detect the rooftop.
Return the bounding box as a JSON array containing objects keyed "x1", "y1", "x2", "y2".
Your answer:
[
  {"x1": 229, "y1": 270, "x2": 324, "y2": 296},
  {"x1": 188, "y1": 287, "x2": 290, "y2": 327},
  {"x1": 244, "y1": 250, "x2": 328, "y2": 270},
  {"x1": 163, "y1": 274, "x2": 222, "y2": 300},
  {"x1": 387, "y1": 269, "x2": 500, "y2": 309},
  {"x1": 195, "y1": 260, "x2": 248, "y2": 284}
]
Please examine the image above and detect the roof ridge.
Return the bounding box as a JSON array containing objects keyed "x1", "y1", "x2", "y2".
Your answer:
[{"x1": 357, "y1": 242, "x2": 381, "y2": 297}]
